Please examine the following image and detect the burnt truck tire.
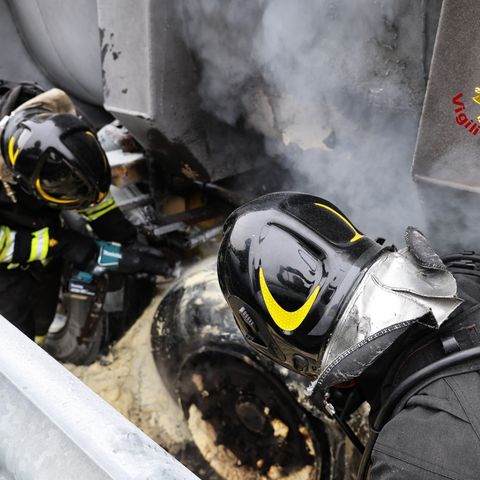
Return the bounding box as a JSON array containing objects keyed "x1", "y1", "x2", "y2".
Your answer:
[
  {"x1": 178, "y1": 352, "x2": 326, "y2": 480},
  {"x1": 152, "y1": 258, "x2": 330, "y2": 480},
  {"x1": 44, "y1": 294, "x2": 103, "y2": 365}
]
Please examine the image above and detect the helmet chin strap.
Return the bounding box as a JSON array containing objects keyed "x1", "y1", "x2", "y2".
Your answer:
[{"x1": 321, "y1": 389, "x2": 365, "y2": 454}]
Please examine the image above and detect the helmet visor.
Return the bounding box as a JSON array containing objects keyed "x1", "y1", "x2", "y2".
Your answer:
[{"x1": 36, "y1": 151, "x2": 90, "y2": 205}]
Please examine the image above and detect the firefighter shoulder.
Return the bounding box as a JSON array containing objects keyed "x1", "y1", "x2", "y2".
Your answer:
[{"x1": 217, "y1": 191, "x2": 480, "y2": 480}]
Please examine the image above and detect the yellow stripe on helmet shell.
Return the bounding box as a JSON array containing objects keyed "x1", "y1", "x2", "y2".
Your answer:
[
  {"x1": 8, "y1": 137, "x2": 20, "y2": 166},
  {"x1": 314, "y1": 203, "x2": 363, "y2": 243},
  {"x1": 259, "y1": 266, "x2": 320, "y2": 332}
]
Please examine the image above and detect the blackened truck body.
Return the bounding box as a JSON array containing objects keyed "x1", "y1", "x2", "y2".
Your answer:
[{"x1": 2, "y1": 0, "x2": 480, "y2": 478}]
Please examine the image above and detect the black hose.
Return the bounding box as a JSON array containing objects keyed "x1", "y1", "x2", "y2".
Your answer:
[
  {"x1": 333, "y1": 412, "x2": 365, "y2": 454},
  {"x1": 356, "y1": 347, "x2": 480, "y2": 480}
]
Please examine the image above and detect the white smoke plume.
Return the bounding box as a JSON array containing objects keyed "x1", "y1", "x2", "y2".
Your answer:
[{"x1": 178, "y1": 0, "x2": 433, "y2": 246}]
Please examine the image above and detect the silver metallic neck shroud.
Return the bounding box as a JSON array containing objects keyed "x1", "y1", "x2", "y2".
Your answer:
[{"x1": 307, "y1": 248, "x2": 462, "y2": 394}]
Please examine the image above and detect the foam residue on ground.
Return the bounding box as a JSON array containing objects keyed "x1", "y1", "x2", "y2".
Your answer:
[{"x1": 66, "y1": 289, "x2": 192, "y2": 454}]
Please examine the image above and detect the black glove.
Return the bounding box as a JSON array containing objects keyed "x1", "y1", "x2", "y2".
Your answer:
[
  {"x1": 118, "y1": 243, "x2": 172, "y2": 276},
  {"x1": 49, "y1": 227, "x2": 98, "y2": 269}
]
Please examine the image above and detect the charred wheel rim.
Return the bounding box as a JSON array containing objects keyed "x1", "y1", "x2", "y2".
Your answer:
[{"x1": 178, "y1": 351, "x2": 326, "y2": 479}]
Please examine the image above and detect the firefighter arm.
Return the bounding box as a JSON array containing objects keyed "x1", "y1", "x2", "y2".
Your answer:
[
  {"x1": 0, "y1": 225, "x2": 51, "y2": 264},
  {"x1": 13, "y1": 88, "x2": 76, "y2": 115},
  {"x1": 0, "y1": 223, "x2": 97, "y2": 269},
  {"x1": 79, "y1": 193, "x2": 171, "y2": 275},
  {"x1": 78, "y1": 192, "x2": 138, "y2": 244}
]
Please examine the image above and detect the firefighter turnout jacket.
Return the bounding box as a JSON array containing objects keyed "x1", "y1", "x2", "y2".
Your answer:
[{"x1": 364, "y1": 269, "x2": 480, "y2": 479}]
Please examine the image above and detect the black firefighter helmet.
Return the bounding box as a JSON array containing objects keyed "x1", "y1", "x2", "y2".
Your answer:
[
  {"x1": 217, "y1": 192, "x2": 387, "y2": 379},
  {"x1": 0, "y1": 109, "x2": 111, "y2": 210}
]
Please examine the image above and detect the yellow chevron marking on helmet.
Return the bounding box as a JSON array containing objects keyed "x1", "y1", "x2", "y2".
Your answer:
[
  {"x1": 259, "y1": 266, "x2": 320, "y2": 332},
  {"x1": 35, "y1": 179, "x2": 77, "y2": 205},
  {"x1": 314, "y1": 202, "x2": 363, "y2": 243},
  {"x1": 8, "y1": 137, "x2": 19, "y2": 166},
  {"x1": 85, "y1": 131, "x2": 96, "y2": 138}
]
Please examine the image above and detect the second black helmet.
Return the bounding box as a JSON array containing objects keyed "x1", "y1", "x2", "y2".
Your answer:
[{"x1": 0, "y1": 109, "x2": 111, "y2": 210}]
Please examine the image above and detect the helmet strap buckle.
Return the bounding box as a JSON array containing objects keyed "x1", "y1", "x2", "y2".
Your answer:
[{"x1": 322, "y1": 390, "x2": 336, "y2": 417}]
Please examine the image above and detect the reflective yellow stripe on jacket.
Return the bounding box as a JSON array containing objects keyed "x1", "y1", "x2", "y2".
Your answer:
[
  {"x1": 0, "y1": 226, "x2": 15, "y2": 263},
  {"x1": 28, "y1": 227, "x2": 50, "y2": 262},
  {"x1": 79, "y1": 192, "x2": 117, "y2": 222},
  {"x1": 0, "y1": 226, "x2": 49, "y2": 267}
]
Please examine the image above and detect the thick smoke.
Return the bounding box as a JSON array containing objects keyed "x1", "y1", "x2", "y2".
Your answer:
[{"x1": 178, "y1": 0, "x2": 431, "y2": 246}]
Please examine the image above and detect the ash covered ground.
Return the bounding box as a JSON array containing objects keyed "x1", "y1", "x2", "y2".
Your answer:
[{"x1": 66, "y1": 287, "x2": 192, "y2": 456}]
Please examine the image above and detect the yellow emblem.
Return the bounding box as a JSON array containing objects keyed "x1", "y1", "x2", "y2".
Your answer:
[
  {"x1": 259, "y1": 266, "x2": 320, "y2": 332},
  {"x1": 473, "y1": 87, "x2": 480, "y2": 105},
  {"x1": 8, "y1": 137, "x2": 19, "y2": 166},
  {"x1": 314, "y1": 203, "x2": 363, "y2": 243}
]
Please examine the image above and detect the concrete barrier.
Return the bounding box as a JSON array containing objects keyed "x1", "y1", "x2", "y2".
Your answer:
[{"x1": 0, "y1": 315, "x2": 199, "y2": 480}]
